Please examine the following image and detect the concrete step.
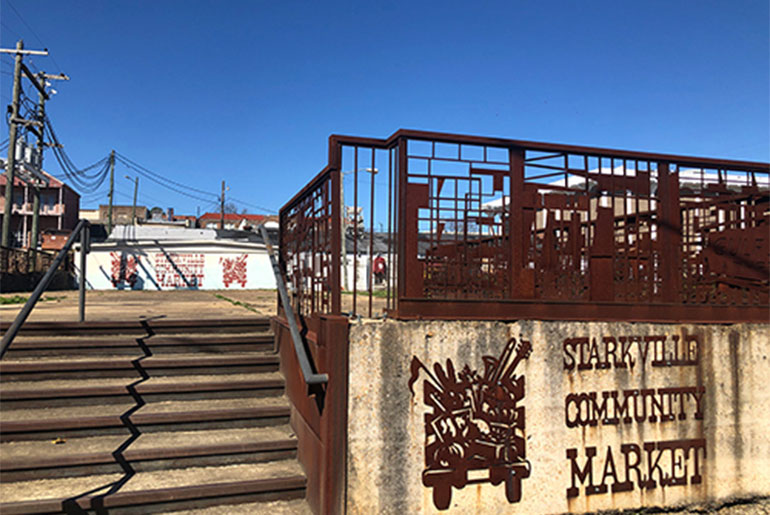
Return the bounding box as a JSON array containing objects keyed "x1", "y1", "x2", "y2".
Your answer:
[
  {"x1": 0, "y1": 353, "x2": 280, "y2": 381},
  {"x1": 3, "y1": 333, "x2": 274, "y2": 358},
  {"x1": 0, "y1": 372, "x2": 285, "y2": 409},
  {"x1": 162, "y1": 498, "x2": 312, "y2": 514},
  {"x1": 0, "y1": 396, "x2": 291, "y2": 441},
  {"x1": 0, "y1": 318, "x2": 272, "y2": 337},
  {"x1": 0, "y1": 425, "x2": 298, "y2": 481},
  {"x1": 0, "y1": 318, "x2": 308, "y2": 514},
  {"x1": 0, "y1": 459, "x2": 305, "y2": 514}
]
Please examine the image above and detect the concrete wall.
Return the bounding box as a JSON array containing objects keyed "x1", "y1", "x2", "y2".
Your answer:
[
  {"x1": 77, "y1": 240, "x2": 275, "y2": 290},
  {"x1": 347, "y1": 320, "x2": 769, "y2": 514}
]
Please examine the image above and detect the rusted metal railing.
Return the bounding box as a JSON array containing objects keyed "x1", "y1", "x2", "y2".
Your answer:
[
  {"x1": 279, "y1": 130, "x2": 769, "y2": 323},
  {"x1": 260, "y1": 224, "x2": 327, "y2": 385}
]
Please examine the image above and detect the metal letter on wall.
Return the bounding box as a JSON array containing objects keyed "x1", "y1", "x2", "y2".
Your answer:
[{"x1": 408, "y1": 338, "x2": 532, "y2": 510}]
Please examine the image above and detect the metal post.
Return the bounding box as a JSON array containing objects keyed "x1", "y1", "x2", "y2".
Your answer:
[
  {"x1": 131, "y1": 176, "x2": 138, "y2": 224},
  {"x1": 107, "y1": 150, "x2": 115, "y2": 234},
  {"x1": 220, "y1": 180, "x2": 225, "y2": 230},
  {"x1": 0, "y1": 219, "x2": 88, "y2": 358},
  {"x1": 30, "y1": 72, "x2": 47, "y2": 251},
  {"x1": 78, "y1": 224, "x2": 88, "y2": 322},
  {"x1": 2, "y1": 41, "x2": 24, "y2": 248},
  {"x1": 340, "y1": 172, "x2": 347, "y2": 290}
]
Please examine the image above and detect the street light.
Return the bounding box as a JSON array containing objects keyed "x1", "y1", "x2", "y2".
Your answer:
[{"x1": 124, "y1": 175, "x2": 139, "y2": 225}]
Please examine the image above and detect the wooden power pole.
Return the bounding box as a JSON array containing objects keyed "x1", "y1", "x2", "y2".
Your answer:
[
  {"x1": 1, "y1": 40, "x2": 49, "y2": 248},
  {"x1": 107, "y1": 150, "x2": 115, "y2": 234},
  {"x1": 30, "y1": 71, "x2": 69, "y2": 250},
  {"x1": 220, "y1": 180, "x2": 225, "y2": 230},
  {"x1": 1, "y1": 41, "x2": 24, "y2": 248}
]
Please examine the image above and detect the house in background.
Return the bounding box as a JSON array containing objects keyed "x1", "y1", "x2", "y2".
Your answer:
[
  {"x1": 0, "y1": 166, "x2": 80, "y2": 249},
  {"x1": 171, "y1": 213, "x2": 197, "y2": 227}
]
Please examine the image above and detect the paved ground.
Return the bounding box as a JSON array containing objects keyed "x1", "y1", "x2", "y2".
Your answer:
[
  {"x1": 0, "y1": 288, "x2": 390, "y2": 324},
  {"x1": 0, "y1": 289, "x2": 278, "y2": 324}
]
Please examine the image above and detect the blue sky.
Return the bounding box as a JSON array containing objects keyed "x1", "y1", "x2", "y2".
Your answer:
[{"x1": 1, "y1": 0, "x2": 768, "y2": 215}]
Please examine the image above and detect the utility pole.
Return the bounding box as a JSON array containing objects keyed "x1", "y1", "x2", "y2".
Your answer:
[
  {"x1": 107, "y1": 150, "x2": 115, "y2": 234},
  {"x1": 220, "y1": 180, "x2": 225, "y2": 230},
  {"x1": 1, "y1": 41, "x2": 24, "y2": 248},
  {"x1": 1, "y1": 41, "x2": 49, "y2": 248},
  {"x1": 30, "y1": 71, "x2": 69, "y2": 251},
  {"x1": 131, "y1": 176, "x2": 138, "y2": 224},
  {"x1": 30, "y1": 74, "x2": 45, "y2": 251}
]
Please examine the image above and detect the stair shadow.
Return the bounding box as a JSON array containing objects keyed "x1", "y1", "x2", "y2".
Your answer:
[{"x1": 61, "y1": 318, "x2": 157, "y2": 514}]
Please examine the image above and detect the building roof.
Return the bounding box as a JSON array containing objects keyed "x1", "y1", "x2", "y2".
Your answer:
[
  {"x1": 0, "y1": 166, "x2": 73, "y2": 192},
  {"x1": 106, "y1": 224, "x2": 278, "y2": 246},
  {"x1": 198, "y1": 212, "x2": 268, "y2": 222}
]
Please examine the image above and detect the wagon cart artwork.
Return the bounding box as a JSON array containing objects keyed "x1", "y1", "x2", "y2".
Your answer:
[{"x1": 408, "y1": 337, "x2": 532, "y2": 510}]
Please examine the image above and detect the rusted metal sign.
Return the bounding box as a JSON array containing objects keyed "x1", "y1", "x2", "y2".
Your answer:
[{"x1": 408, "y1": 337, "x2": 532, "y2": 509}]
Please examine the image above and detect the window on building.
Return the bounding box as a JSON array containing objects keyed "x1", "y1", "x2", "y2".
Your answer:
[{"x1": 41, "y1": 192, "x2": 56, "y2": 213}]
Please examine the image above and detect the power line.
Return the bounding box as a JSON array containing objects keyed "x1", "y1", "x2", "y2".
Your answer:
[
  {"x1": 0, "y1": 21, "x2": 23, "y2": 41},
  {"x1": 5, "y1": 0, "x2": 64, "y2": 75},
  {"x1": 114, "y1": 152, "x2": 218, "y2": 199},
  {"x1": 115, "y1": 155, "x2": 216, "y2": 204},
  {"x1": 228, "y1": 196, "x2": 277, "y2": 214}
]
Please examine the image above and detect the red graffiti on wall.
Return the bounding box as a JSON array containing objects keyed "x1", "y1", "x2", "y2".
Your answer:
[
  {"x1": 155, "y1": 253, "x2": 205, "y2": 288},
  {"x1": 110, "y1": 252, "x2": 140, "y2": 288},
  {"x1": 220, "y1": 254, "x2": 248, "y2": 287}
]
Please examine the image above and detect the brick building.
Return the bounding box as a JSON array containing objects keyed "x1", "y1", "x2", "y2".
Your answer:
[
  {"x1": 97, "y1": 204, "x2": 148, "y2": 225},
  {"x1": 0, "y1": 169, "x2": 80, "y2": 249}
]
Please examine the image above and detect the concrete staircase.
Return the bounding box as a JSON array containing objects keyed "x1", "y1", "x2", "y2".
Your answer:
[{"x1": 0, "y1": 318, "x2": 310, "y2": 514}]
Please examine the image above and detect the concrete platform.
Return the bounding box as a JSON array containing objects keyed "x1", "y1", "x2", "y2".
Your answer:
[{"x1": 0, "y1": 289, "x2": 277, "y2": 324}]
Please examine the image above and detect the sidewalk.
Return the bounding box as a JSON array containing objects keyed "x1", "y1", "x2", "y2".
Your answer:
[{"x1": 0, "y1": 289, "x2": 277, "y2": 324}]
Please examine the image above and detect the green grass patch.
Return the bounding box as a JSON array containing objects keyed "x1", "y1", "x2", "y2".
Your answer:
[
  {"x1": 341, "y1": 289, "x2": 391, "y2": 298},
  {"x1": 0, "y1": 294, "x2": 68, "y2": 305},
  {"x1": 0, "y1": 295, "x2": 28, "y2": 305},
  {"x1": 213, "y1": 293, "x2": 260, "y2": 314}
]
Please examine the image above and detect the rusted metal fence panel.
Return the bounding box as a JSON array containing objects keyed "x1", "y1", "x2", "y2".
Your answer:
[
  {"x1": 279, "y1": 168, "x2": 339, "y2": 318},
  {"x1": 279, "y1": 130, "x2": 769, "y2": 323}
]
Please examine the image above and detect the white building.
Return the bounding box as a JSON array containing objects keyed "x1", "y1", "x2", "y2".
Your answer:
[{"x1": 76, "y1": 225, "x2": 277, "y2": 290}]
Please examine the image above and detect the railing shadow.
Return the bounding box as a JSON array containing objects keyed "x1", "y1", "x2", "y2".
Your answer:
[
  {"x1": 154, "y1": 241, "x2": 199, "y2": 289},
  {"x1": 61, "y1": 317, "x2": 160, "y2": 514}
]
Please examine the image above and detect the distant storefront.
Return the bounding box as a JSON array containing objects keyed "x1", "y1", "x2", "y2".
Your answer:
[{"x1": 76, "y1": 225, "x2": 276, "y2": 290}]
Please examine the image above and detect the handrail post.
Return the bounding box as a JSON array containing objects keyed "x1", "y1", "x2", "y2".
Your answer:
[
  {"x1": 78, "y1": 223, "x2": 89, "y2": 322},
  {"x1": 259, "y1": 224, "x2": 328, "y2": 385},
  {"x1": 0, "y1": 219, "x2": 89, "y2": 359}
]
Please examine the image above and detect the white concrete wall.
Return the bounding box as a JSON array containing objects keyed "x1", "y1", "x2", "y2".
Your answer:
[
  {"x1": 347, "y1": 320, "x2": 770, "y2": 514},
  {"x1": 77, "y1": 241, "x2": 275, "y2": 290},
  {"x1": 342, "y1": 254, "x2": 392, "y2": 291}
]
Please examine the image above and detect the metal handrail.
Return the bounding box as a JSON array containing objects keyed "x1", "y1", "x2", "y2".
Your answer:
[
  {"x1": 0, "y1": 219, "x2": 90, "y2": 359},
  {"x1": 259, "y1": 224, "x2": 328, "y2": 385}
]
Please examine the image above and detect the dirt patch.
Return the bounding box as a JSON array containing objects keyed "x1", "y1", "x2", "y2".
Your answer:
[{"x1": 0, "y1": 289, "x2": 279, "y2": 323}]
